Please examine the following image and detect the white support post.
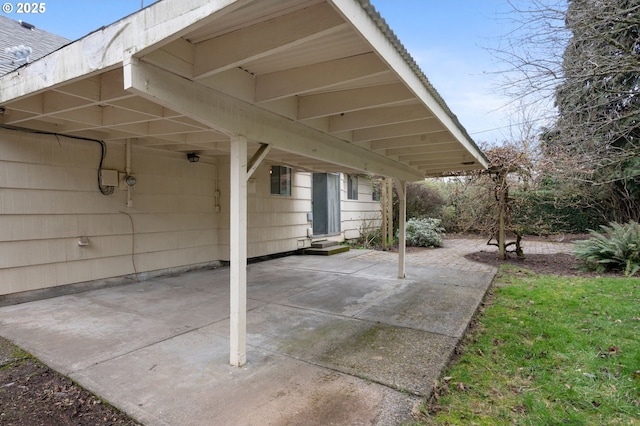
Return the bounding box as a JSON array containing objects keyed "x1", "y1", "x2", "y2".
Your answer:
[
  {"x1": 386, "y1": 178, "x2": 393, "y2": 247},
  {"x1": 229, "y1": 135, "x2": 248, "y2": 367},
  {"x1": 395, "y1": 179, "x2": 407, "y2": 278}
]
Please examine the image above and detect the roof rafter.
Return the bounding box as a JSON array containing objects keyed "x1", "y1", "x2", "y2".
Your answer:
[
  {"x1": 297, "y1": 82, "x2": 413, "y2": 120},
  {"x1": 328, "y1": 104, "x2": 431, "y2": 132},
  {"x1": 354, "y1": 118, "x2": 445, "y2": 143},
  {"x1": 124, "y1": 59, "x2": 424, "y2": 181},
  {"x1": 193, "y1": 2, "x2": 346, "y2": 79},
  {"x1": 256, "y1": 53, "x2": 389, "y2": 102},
  {"x1": 329, "y1": 0, "x2": 487, "y2": 169}
]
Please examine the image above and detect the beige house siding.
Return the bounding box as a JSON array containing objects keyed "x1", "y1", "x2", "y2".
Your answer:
[
  {"x1": 217, "y1": 163, "x2": 312, "y2": 260},
  {"x1": 341, "y1": 175, "x2": 381, "y2": 240},
  {"x1": 0, "y1": 129, "x2": 219, "y2": 296},
  {"x1": 0, "y1": 127, "x2": 382, "y2": 295}
]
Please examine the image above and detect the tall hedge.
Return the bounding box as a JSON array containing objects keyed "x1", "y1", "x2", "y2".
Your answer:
[{"x1": 511, "y1": 190, "x2": 604, "y2": 234}]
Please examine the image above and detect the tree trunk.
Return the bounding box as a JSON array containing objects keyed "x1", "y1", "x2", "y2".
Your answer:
[{"x1": 498, "y1": 174, "x2": 507, "y2": 260}]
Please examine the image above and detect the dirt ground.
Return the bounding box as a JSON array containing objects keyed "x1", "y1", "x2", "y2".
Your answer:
[
  {"x1": 0, "y1": 338, "x2": 140, "y2": 425},
  {"x1": 0, "y1": 235, "x2": 620, "y2": 425},
  {"x1": 464, "y1": 234, "x2": 621, "y2": 277}
]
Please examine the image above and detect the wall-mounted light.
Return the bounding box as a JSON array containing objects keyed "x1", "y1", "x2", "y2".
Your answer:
[
  {"x1": 124, "y1": 175, "x2": 137, "y2": 186},
  {"x1": 187, "y1": 152, "x2": 200, "y2": 163}
]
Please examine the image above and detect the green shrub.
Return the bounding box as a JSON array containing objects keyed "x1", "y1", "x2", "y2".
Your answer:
[
  {"x1": 403, "y1": 218, "x2": 445, "y2": 247},
  {"x1": 574, "y1": 221, "x2": 640, "y2": 276},
  {"x1": 513, "y1": 190, "x2": 604, "y2": 234}
]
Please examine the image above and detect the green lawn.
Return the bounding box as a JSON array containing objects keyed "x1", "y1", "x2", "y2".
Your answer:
[{"x1": 418, "y1": 265, "x2": 640, "y2": 425}]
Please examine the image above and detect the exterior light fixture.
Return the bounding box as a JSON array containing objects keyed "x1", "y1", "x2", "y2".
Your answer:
[
  {"x1": 124, "y1": 175, "x2": 137, "y2": 186},
  {"x1": 187, "y1": 152, "x2": 200, "y2": 163}
]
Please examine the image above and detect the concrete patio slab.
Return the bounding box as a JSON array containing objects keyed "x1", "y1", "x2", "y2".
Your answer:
[
  {"x1": 356, "y1": 281, "x2": 487, "y2": 338},
  {"x1": 0, "y1": 243, "x2": 503, "y2": 425},
  {"x1": 72, "y1": 326, "x2": 419, "y2": 426}
]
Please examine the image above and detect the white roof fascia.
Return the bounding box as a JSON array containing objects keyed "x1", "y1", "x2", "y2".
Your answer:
[
  {"x1": 0, "y1": 0, "x2": 246, "y2": 104},
  {"x1": 328, "y1": 0, "x2": 489, "y2": 169}
]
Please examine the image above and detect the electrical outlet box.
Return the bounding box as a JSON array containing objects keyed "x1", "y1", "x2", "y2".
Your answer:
[{"x1": 100, "y1": 169, "x2": 119, "y2": 187}]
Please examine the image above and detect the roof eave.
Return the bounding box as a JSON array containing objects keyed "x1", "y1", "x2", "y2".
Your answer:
[{"x1": 329, "y1": 0, "x2": 488, "y2": 169}]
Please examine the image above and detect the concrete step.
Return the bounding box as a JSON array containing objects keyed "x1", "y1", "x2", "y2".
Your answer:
[
  {"x1": 310, "y1": 240, "x2": 339, "y2": 249},
  {"x1": 303, "y1": 245, "x2": 350, "y2": 256}
]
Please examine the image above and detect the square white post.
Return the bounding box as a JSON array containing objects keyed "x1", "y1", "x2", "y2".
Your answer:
[
  {"x1": 396, "y1": 179, "x2": 406, "y2": 278},
  {"x1": 230, "y1": 135, "x2": 247, "y2": 367}
]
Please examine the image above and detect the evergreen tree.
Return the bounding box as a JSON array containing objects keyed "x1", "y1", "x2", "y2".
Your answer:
[{"x1": 550, "y1": 0, "x2": 640, "y2": 221}]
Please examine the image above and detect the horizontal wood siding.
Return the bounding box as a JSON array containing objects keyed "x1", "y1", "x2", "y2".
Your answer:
[
  {"x1": 217, "y1": 162, "x2": 311, "y2": 260},
  {"x1": 0, "y1": 129, "x2": 386, "y2": 296},
  {"x1": 341, "y1": 175, "x2": 381, "y2": 240},
  {"x1": 0, "y1": 129, "x2": 220, "y2": 295}
]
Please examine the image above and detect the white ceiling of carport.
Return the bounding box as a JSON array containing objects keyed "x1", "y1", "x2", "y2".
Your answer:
[{"x1": 0, "y1": 0, "x2": 487, "y2": 180}]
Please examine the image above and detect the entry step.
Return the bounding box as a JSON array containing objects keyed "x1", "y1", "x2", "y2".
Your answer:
[
  {"x1": 303, "y1": 245, "x2": 350, "y2": 256},
  {"x1": 310, "y1": 240, "x2": 339, "y2": 249}
]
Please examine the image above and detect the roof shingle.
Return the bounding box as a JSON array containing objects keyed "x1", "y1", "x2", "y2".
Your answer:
[{"x1": 0, "y1": 15, "x2": 69, "y2": 76}]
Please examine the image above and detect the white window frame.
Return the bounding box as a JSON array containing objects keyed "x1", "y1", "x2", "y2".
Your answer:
[
  {"x1": 347, "y1": 174, "x2": 358, "y2": 200},
  {"x1": 270, "y1": 165, "x2": 292, "y2": 196}
]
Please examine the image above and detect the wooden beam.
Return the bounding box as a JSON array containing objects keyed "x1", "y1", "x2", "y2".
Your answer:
[
  {"x1": 371, "y1": 134, "x2": 455, "y2": 152},
  {"x1": 396, "y1": 148, "x2": 462, "y2": 161},
  {"x1": 143, "y1": 38, "x2": 195, "y2": 79},
  {"x1": 421, "y1": 163, "x2": 485, "y2": 176},
  {"x1": 53, "y1": 69, "x2": 130, "y2": 103},
  {"x1": 354, "y1": 118, "x2": 445, "y2": 143},
  {"x1": 328, "y1": 104, "x2": 431, "y2": 133},
  {"x1": 247, "y1": 143, "x2": 271, "y2": 179},
  {"x1": 124, "y1": 60, "x2": 424, "y2": 181},
  {"x1": 297, "y1": 83, "x2": 414, "y2": 120},
  {"x1": 408, "y1": 155, "x2": 475, "y2": 166},
  {"x1": 384, "y1": 142, "x2": 459, "y2": 157},
  {"x1": 193, "y1": 2, "x2": 345, "y2": 79},
  {"x1": 255, "y1": 53, "x2": 388, "y2": 102}
]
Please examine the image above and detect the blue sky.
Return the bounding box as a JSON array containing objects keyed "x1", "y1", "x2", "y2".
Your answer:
[
  {"x1": 2, "y1": 0, "x2": 530, "y2": 144},
  {"x1": 371, "y1": 0, "x2": 523, "y2": 144}
]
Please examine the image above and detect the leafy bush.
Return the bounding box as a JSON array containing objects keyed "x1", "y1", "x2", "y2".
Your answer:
[
  {"x1": 403, "y1": 218, "x2": 445, "y2": 248},
  {"x1": 391, "y1": 182, "x2": 446, "y2": 234},
  {"x1": 513, "y1": 190, "x2": 604, "y2": 234},
  {"x1": 574, "y1": 221, "x2": 640, "y2": 276}
]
